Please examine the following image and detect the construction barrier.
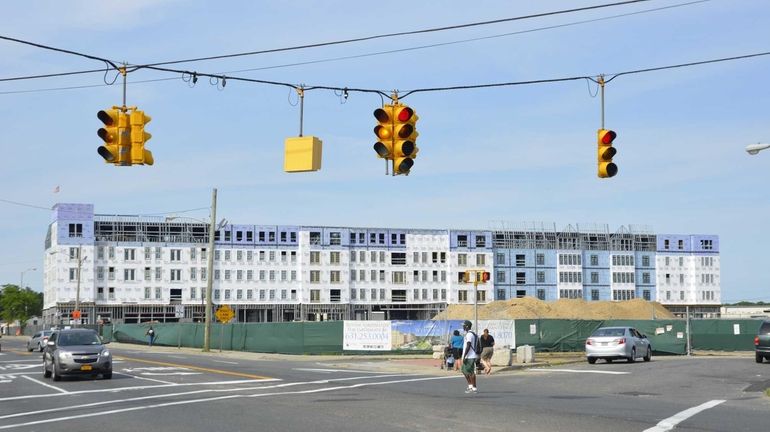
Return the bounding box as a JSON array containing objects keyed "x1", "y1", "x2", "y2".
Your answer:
[{"x1": 97, "y1": 318, "x2": 765, "y2": 355}]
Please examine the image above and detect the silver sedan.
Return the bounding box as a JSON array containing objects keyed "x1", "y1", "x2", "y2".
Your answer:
[{"x1": 585, "y1": 327, "x2": 652, "y2": 364}]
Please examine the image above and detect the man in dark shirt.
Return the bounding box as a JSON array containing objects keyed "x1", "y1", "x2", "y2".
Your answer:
[{"x1": 480, "y1": 328, "x2": 495, "y2": 375}]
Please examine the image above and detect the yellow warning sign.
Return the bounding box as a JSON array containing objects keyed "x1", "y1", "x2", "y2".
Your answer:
[{"x1": 215, "y1": 305, "x2": 235, "y2": 323}]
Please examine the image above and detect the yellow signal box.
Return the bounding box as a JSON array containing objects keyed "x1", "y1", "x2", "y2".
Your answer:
[
  {"x1": 597, "y1": 128, "x2": 618, "y2": 178},
  {"x1": 392, "y1": 104, "x2": 418, "y2": 175},
  {"x1": 373, "y1": 105, "x2": 395, "y2": 159},
  {"x1": 284, "y1": 136, "x2": 323, "y2": 172},
  {"x1": 97, "y1": 108, "x2": 122, "y2": 164},
  {"x1": 129, "y1": 110, "x2": 153, "y2": 165}
]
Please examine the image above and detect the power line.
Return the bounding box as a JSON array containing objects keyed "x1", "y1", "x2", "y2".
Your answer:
[
  {"x1": 132, "y1": 0, "x2": 656, "y2": 69},
  {"x1": 0, "y1": 0, "x2": 707, "y2": 95},
  {"x1": 0, "y1": 198, "x2": 52, "y2": 211}
]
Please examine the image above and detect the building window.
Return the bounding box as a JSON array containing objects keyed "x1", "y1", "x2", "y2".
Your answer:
[
  {"x1": 664, "y1": 239, "x2": 670, "y2": 249},
  {"x1": 391, "y1": 252, "x2": 406, "y2": 266},
  {"x1": 678, "y1": 239, "x2": 684, "y2": 250},
  {"x1": 331, "y1": 270, "x2": 341, "y2": 283},
  {"x1": 68, "y1": 223, "x2": 83, "y2": 238},
  {"x1": 536, "y1": 253, "x2": 545, "y2": 266},
  {"x1": 310, "y1": 271, "x2": 320, "y2": 283},
  {"x1": 458, "y1": 290, "x2": 468, "y2": 302},
  {"x1": 458, "y1": 254, "x2": 467, "y2": 266},
  {"x1": 124, "y1": 269, "x2": 135, "y2": 281},
  {"x1": 476, "y1": 254, "x2": 486, "y2": 266},
  {"x1": 97, "y1": 267, "x2": 104, "y2": 281},
  {"x1": 457, "y1": 235, "x2": 468, "y2": 247},
  {"x1": 537, "y1": 289, "x2": 546, "y2": 300},
  {"x1": 591, "y1": 289, "x2": 600, "y2": 301},
  {"x1": 97, "y1": 287, "x2": 104, "y2": 300},
  {"x1": 516, "y1": 254, "x2": 525, "y2": 267},
  {"x1": 330, "y1": 251, "x2": 341, "y2": 264},
  {"x1": 69, "y1": 247, "x2": 80, "y2": 260},
  {"x1": 310, "y1": 290, "x2": 321, "y2": 302},
  {"x1": 496, "y1": 253, "x2": 505, "y2": 265},
  {"x1": 155, "y1": 287, "x2": 162, "y2": 299},
  {"x1": 701, "y1": 239, "x2": 713, "y2": 250},
  {"x1": 310, "y1": 251, "x2": 320, "y2": 264},
  {"x1": 170, "y1": 249, "x2": 181, "y2": 262},
  {"x1": 68, "y1": 268, "x2": 78, "y2": 282},
  {"x1": 613, "y1": 289, "x2": 635, "y2": 301},
  {"x1": 537, "y1": 271, "x2": 545, "y2": 283},
  {"x1": 590, "y1": 255, "x2": 599, "y2": 266},
  {"x1": 124, "y1": 248, "x2": 136, "y2": 261},
  {"x1": 516, "y1": 272, "x2": 526, "y2": 285},
  {"x1": 496, "y1": 271, "x2": 506, "y2": 283},
  {"x1": 144, "y1": 287, "x2": 151, "y2": 299},
  {"x1": 642, "y1": 255, "x2": 650, "y2": 267},
  {"x1": 591, "y1": 272, "x2": 599, "y2": 284},
  {"x1": 392, "y1": 271, "x2": 406, "y2": 284},
  {"x1": 476, "y1": 236, "x2": 486, "y2": 248},
  {"x1": 642, "y1": 272, "x2": 650, "y2": 284},
  {"x1": 310, "y1": 232, "x2": 321, "y2": 245},
  {"x1": 643, "y1": 290, "x2": 651, "y2": 301},
  {"x1": 171, "y1": 269, "x2": 182, "y2": 281},
  {"x1": 560, "y1": 289, "x2": 582, "y2": 299}
]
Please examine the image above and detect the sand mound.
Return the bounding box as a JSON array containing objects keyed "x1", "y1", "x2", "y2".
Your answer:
[{"x1": 433, "y1": 297, "x2": 673, "y2": 320}]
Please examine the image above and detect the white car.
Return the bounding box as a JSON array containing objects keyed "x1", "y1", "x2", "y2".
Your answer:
[
  {"x1": 585, "y1": 327, "x2": 651, "y2": 364},
  {"x1": 27, "y1": 330, "x2": 54, "y2": 352}
]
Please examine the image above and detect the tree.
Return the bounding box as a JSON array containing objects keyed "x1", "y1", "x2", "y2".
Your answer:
[{"x1": 0, "y1": 284, "x2": 43, "y2": 328}]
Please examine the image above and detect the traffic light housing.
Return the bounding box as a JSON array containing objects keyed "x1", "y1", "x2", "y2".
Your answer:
[
  {"x1": 373, "y1": 105, "x2": 394, "y2": 159},
  {"x1": 392, "y1": 104, "x2": 418, "y2": 175},
  {"x1": 129, "y1": 110, "x2": 154, "y2": 165},
  {"x1": 597, "y1": 128, "x2": 617, "y2": 178},
  {"x1": 97, "y1": 108, "x2": 130, "y2": 165}
]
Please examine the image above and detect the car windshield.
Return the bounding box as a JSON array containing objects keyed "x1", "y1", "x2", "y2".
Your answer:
[
  {"x1": 58, "y1": 333, "x2": 102, "y2": 346},
  {"x1": 42, "y1": 331, "x2": 53, "y2": 336},
  {"x1": 760, "y1": 322, "x2": 770, "y2": 335},
  {"x1": 591, "y1": 328, "x2": 626, "y2": 337}
]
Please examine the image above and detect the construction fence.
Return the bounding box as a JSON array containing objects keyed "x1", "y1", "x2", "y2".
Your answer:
[{"x1": 96, "y1": 318, "x2": 765, "y2": 355}]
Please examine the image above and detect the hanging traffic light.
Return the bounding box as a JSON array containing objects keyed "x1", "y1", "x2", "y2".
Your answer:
[
  {"x1": 597, "y1": 128, "x2": 618, "y2": 178},
  {"x1": 373, "y1": 105, "x2": 394, "y2": 159},
  {"x1": 392, "y1": 104, "x2": 418, "y2": 175},
  {"x1": 129, "y1": 109, "x2": 154, "y2": 165},
  {"x1": 97, "y1": 108, "x2": 130, "y2": 165}
]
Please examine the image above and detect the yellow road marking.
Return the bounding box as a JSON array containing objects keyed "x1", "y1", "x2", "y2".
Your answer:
[{"x1": 114, "y1": 356, "x2": 273, "y2": 380}]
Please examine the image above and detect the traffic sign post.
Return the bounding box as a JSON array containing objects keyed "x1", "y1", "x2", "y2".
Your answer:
[{"x1": 215, "y1": 305, "x2": 235, "y2": 353}]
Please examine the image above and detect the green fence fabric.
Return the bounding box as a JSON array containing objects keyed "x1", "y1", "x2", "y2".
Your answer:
[
  {"x1": 514, "y1": 319, "x2": 687, "y2": 354},
  {"x1": 110, "y1": 319, "x2": 763, "y2": 355},
  {"x1": 691, "y1": 319, "x2": 763, "y2": 351},
  {"x1": 111, "y1": 321, "x2": 342, "y2": 354}
]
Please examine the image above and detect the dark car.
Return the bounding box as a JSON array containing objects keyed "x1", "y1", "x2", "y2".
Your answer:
[
  {"x1": 755, "y1": 320, "x2": 770, "y2": 363},
  {"x1": 43, "y1": 328, "x2": 112, "y2": 380}
]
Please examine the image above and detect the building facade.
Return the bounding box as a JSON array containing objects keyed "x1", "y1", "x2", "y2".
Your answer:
[{"x1": 42, "y1": 204, "x2": 721, "y2": 325}]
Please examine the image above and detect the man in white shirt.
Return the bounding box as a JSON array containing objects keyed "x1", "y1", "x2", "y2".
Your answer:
[{"x1": 461, "y1": 320, "x2": 479, "y2": 393}]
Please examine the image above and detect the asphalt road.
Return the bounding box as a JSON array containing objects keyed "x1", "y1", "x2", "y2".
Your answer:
[{"x1": 0, "y1": 336, "x2": 768, "y2": 432}]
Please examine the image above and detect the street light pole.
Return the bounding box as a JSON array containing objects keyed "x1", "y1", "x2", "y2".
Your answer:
[
  {"x1": 20, "y1": 267, "x2": 36, "y2": 289},
  {"x1": 203, "y1": 188, "x2": 217, "y2": 352}
]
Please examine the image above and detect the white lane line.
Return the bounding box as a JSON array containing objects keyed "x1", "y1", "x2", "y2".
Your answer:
[
  {"x1": 113, "y1": 372, "x2": 175, "y2": 385},
  {"x1": 166, "y1": 355, "x2": 187, "y2": 359},
  {"x1": 0, "y1": 378, "x2": 280, "y2": 402},
  {"x1": 0, "y1": 373, "x2": 412, "y2": 420},
  {"x1": 0, "y1": 359, "x2": 40, "y2": 363},
  {"x1": 0, "y1": 374, "x2": 460, "y2": 430},
  {"x1": 527, "y1": 368, "x2": 630, "y2": 375},
  {"x1": 294, "y1": 368, "x2": 390, "y2": 374},
  {"x1": 20, "y1": 375, "x2": 69, "y2": 394},
  {"x1": 643, "y1": 400, "x2": 726, "y2": 432},
  {"x1": 211, "y1": 360, "x2": 238, "y2": 365}
]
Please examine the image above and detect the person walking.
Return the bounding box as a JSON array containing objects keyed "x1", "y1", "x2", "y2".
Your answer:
[
  {"x1": 480, "y1": 328, "x2": 496, "y2": 375},
  {"x1": 461, "y1": 320, "x2": 479, "y2": 394},
  {"x1": 146, "y1": 326, "x2": 156, "y2": 347},
  {"x1": 450, "y1": 330, "x2": 464, "y2": 371}
]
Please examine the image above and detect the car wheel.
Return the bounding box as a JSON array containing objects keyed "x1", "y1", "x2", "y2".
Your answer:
[
  {"x1": 756, "y1": 353, "x2": 764, "y2": 363},
  {"x1": 643, "y1": 347, "x2": 651, "y2": 362},
  {"x1": 628, "y1": 348, "x2": 636, "y2": 363},
  {"x1": 27, "y1": 344, "x2": 33, "y2": 352},
  {"x1": 39, "y1": 343, "x2": 45, "y2": 352},
  {"x1": 103, "y1": 371, "x2": 112, "y2": 379},
  {"x1": 52, "y1": 360, "x2": 62, "y2": 382},
  {"x1": 43, "y1": 359, "x2": 51, "y2": 378},
  {"x1": 587, "y1": 357, "x2": 597, "y2": 364},
  {"x1": 606, "y1": 358, "x2": 613, "y2": 363}
]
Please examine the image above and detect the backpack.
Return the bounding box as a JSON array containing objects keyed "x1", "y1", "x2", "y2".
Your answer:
[
  {"x1": 148, "y1": 329, "x2": 155, "y2": 336},
  {"x1": 469, "y1": 331, "x2": 481, "y2": 356}
]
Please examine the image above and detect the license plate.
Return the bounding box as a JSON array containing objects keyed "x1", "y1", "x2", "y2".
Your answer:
[
  {"x1": 601, "y1": 342, "x2": 608, "y2": 346},
  {"x1": 80, "y1": 365, "x2": 93, "y2": 371}
]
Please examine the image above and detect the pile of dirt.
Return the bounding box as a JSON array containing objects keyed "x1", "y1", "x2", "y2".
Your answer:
[{"x1": 433, "y1": 297, "x2": 673, "y2": 320}]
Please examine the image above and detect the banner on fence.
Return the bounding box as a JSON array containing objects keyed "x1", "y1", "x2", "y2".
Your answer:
[{"x1": 343, "y1": 320, "x2": 392, "y2": 351}]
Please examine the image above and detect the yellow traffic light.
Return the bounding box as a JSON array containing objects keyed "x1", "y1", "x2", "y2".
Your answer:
[
  {"x1": 597, "y1": 128, "x2": 617, "y2": 178},
  {"x1": 129, "y1": 110, "x2": 153, "y2": 165},
  {"x1": 392, "y1": 104, "x2": 418, "y2": 175},
  {"x1": 373, "y1": 105, "x2": 394, "y2": 159},
  {"x1": 97, "y1": 108, "x2": 130, "y2": 165}
]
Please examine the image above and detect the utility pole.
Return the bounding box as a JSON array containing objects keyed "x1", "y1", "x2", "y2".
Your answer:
[
  {"x1": 75, "y1": 245, "x2": 84, "y2": 328},
  {"x1": 203, "y1": 188, "x2": 217, "y2": 352}
]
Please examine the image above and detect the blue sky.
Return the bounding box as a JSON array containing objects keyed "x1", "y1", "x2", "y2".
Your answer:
[{"x1": 1, "y1": 0, "x2": 768, "y2": 302}]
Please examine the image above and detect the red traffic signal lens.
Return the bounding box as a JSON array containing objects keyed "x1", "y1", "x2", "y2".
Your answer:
[
  {"x1": 374, "y1": 108, "x2": 390, "y2": 123},
  {"x1": 600, "y1": 130, "x2": 617, "y2": 145},
  {"x1": 396, "y1": 106, "x2": 414, "y2": 122}
]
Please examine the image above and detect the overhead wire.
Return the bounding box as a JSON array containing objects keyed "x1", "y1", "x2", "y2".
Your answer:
[{"x1": 0, "y1": 0, "x2": 708, "y2": 95}]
